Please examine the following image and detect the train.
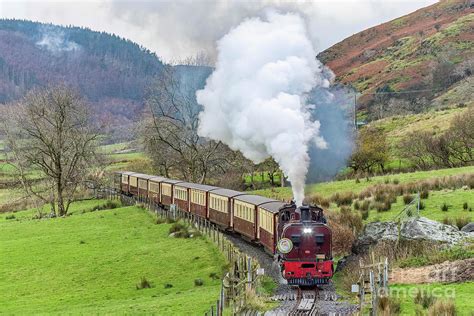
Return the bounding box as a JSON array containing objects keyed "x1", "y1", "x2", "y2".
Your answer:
[{"x1": 115, "y1": 171, "x2": 334, "y2": 286}]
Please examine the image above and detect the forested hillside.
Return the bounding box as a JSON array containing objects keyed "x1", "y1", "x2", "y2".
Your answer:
[
  {"x1": 0, "y1": 19, "x2": 164, "y2": 131},
  {"x1": 318, "y1": 0, "x2": 473, "y2": 119}
]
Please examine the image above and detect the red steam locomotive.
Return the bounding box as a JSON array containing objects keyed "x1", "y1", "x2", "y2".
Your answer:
[{"x1": 277, "y1": 204, "x2": 334, "y2": 286}]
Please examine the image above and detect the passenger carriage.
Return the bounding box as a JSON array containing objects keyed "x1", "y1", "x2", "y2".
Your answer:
[
  {"x1": 172, "y1": 183, "x2": 218, "y2": 216},
  {"x1": 208, "y1": 189, "x2": 244, "y2": 229},
  {"x1": 232, "y1": 195, "x2": 277, "y2": 241},
  {"x1": 134, "y1": 174, "x2": 156, "y2": 201},
  {"x1": 161, "y1": 179, "x2": 184, "y2": 208},
  {"x1": 148, "y1": 176, "x2": 167, "y2": 204},
  {"x1": 258, "y1": 201, "x2": 286, "y2": 254},
  {"x1": 119, "y1": 171, "x2": 138, "y2": 195}
]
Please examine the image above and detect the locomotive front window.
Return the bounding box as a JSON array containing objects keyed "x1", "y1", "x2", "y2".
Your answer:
[
  {"x1": 291, "y1": 234, "x2": 301, "y2": 247},
  {"x1": 315, "y1": 234, "x2": 324, "y2": 245}
]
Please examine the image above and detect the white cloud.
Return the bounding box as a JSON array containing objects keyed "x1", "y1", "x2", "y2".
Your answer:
[{"x1": 0, "y1": 0, "x2": 437, "y2": 62}]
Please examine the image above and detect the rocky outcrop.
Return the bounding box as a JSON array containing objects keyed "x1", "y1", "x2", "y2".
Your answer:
[
  {"x1": 354, "y1": 217, "x2": 473, "y2": 253},
  {"x1": 461, "y1": 222, "x2": 474, "y2": 233}
]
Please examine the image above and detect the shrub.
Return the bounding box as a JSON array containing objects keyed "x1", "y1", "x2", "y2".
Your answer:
[
  {"x1": 463, "y1": 202, "x2": 468, "y2": 210},
  {"x1": 414, "y1": 290, "x2": 435, "y2": 309},
  {"x1": 361, "y1": 210, "x2": 369, "y2": 220},
  {"x1": 375, "y1": 201, "x2": 391, "y2": 212},
  {"x1": 470, "y1": 207, "x2": 473, "y2": 212},
  {"x1": 355, "y1": 178, "x2": 360, "y2": 184},
  {"x1": 136, "y1": 277, "x2": 152, "y2": 290},
  {"x1": 361, "y1": 200, "x2": 370, "y2": 211},
  {"x1": 164, "y1": 283, "x2": 173, "y2": 289},
  {"x1": 209, "y1": 272, "x2": 220, "y2": 280},
  {"x1": 427, "y1": 299, "x2": 456, "y2": 316},
  {"x1": 194, "y1": 278, "x2": 204, "y2": 286},
  {"x1": 393, "y1": 178, "x2": 399, "y2": 185},
  {"x1": 455, "y1": 216, "x2": 470, "y2": 230},
  {"x1": 384, "y1": 178, "x2": 390, "y2": 184},
  {"x1": 354, "y1": 200, "x2": 360, "y2": 210},
  {"x1": 442, "y1": 216, "x2": 454, "y2": 226},
  {"x1": 331, "y1": 192, "x2": 354, "y2": 206},
  {"x1": 378, "y1": 296, "x2": 401, "y2": 315},
  {"x1": 5, "y1": 214, "x2": 15, "y2": 220},
  {"x1": 339, "y1": 206, "x2": 363, "y2": 233},
  {"x1": 419, "y1": 201, "x2": 425, "y2": 210},
  {"x1": 441, "y1": 203, "x2": 449, "y2": 212},
  {"x1": 403, "y1": 194, "x2": 413, "y2": 205},
  {"x1": 420, "y1": 190, "x2": 429, "y2": 199},
  {"x1": 79, "y1": 240, "x2": 86, "y2": 244}
]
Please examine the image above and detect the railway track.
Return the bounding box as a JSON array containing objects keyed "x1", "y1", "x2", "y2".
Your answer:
[{"x1": 288, "y1": 287, "x2": 319, "y2": 316}]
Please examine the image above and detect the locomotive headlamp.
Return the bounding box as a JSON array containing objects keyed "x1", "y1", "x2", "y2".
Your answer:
[{"x1": 303, "y1": 228, "x2": 312, "y2": 234}]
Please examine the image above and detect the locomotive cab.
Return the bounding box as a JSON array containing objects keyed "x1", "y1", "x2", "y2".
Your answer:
[{"x1": 277, "y1": 204, "x2": 334, "y2": 286}]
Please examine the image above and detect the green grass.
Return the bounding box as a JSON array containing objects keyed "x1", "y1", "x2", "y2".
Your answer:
[
  {"x1": 0, "y1": 199, "x2": 117, "y2": 221},
  {"x1": 101, "y1": 141, "x2": 132, "y2": 154},
  {"x1": 252, "y1": 166, "x2": 474, "y2": 201},
  {"x1": 390, "y1": 282, "x2": 474, "y2": 315},
  {"x1": 366, "y1": 188, "x2": 474, "y2": 222},
  {"x1": 0, "y1": 203, "x2": 225, "y2": 315}
]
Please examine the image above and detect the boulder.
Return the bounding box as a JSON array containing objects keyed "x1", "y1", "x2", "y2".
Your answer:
[
  {"x1": 461, "y1": 222, "x2": 474, "y2": 233},
  {"x1": 354, "y1": 217, "x2": 472, "y2": 253}
]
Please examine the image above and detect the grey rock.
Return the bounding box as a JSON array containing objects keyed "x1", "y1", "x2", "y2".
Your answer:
[
  {"x1": 354, "y1": 217, "x2": 472, "y2": 253},
  {"x1": 461, "y1": 222, "x2": 474, "y2": 233}
]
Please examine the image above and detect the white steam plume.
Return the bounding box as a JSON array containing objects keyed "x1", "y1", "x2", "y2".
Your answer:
[{"x1": 196, "y1": 11, "x2": 330, "y2": 206}]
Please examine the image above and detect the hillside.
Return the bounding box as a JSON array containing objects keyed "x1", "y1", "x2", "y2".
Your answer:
[
  {"x1": 0, "y1": 19, "x2": 164, "y2": 132},
  {"x1": 318, "y1": 0, "x2": 473, "y2": 112}
]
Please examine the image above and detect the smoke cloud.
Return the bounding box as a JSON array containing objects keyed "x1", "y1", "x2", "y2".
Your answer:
[
  {"x1": 36, "y1": 25, "x2": 81, "y2": 55},
  {"x1": 197, "y1": 11, "x2": 331, "y2": 206}
]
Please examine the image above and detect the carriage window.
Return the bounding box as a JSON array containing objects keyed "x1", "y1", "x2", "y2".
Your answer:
[
  {"x1": 315, "y1": 234, "x2": 324, "y2": 245},
  {"x1": 301, "y1": 208, "x2": 310, "y2": 221}
]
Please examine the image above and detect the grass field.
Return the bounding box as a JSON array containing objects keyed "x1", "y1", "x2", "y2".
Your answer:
[
  {"x1": 390, "y1": 282, "x2": 474, "y2": 315},
  {"x1": 252, "y1": 165, "x2": 474, "y2": 201},
  {"x1": 366, "y1": 188, "x2": 473, "y2": 223},
  {"x1": 0, "y1": 202, "x2": 225, "y2": 315}
]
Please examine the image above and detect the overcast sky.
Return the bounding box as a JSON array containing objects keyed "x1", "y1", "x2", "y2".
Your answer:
[{"x1": 0, "y1": 0, "x2": 437, "y2": 62}]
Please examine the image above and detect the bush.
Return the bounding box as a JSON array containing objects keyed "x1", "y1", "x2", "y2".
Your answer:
[
  {"x1": 355, "y1": 178, "x2": 360, "y2": 184},
  {"x1": 354, "y1": 200, "x2": 360, "y2": 210},
  {"x1": 463, "y1": 202, "x2": 468, "y2": 210},
  {"x1": 194, "y1": 278, "x2": 204, "y2": 286},
  {"x1": 384, "y1": 178, "x2": 390, "y2": 184},
  {"x1": 164, "y1": 283, "x2": 173, "y2": 289},
  {"x1": 209, "y1": 272, "x2": 220, "y2": 280},
  {"x1": 361, "y1": 200, "x2": 370, "y2": 211},
  {"x1": 441, "y1": 203, "x2": 449, "y2": 212},
  {"x1": 339, "y1": 206, "x2": 363, "y2": 233},
  {"x1": 378, "y1": 296, "x2": 401, "y2": 315},
  {"x1": 361, "y1": 210, "x2": 369, "y2": 220},
  {"x1": 136, "y1": 277, "x2": 152, "y2": 290},
  {"x1": 442, "y1": 216, "x2": 454, "y2": 226},
  {"x1": 414, "y1": 290, "x2": 435, "y2": 309},
  {"x1": 375, "y1": 201, "x2": 391, "y2": 212},
  {"x1": 455, "y1": 216, "x2": 470, "y2": 230},
  {"x1": 5, "y1": 214, "x2": 15, "y2": 220},
  {"x1": 419, "y1": 201, "x2": 425, "y2": 210},
  {"x1": 428, "y1": 299, "x2": 456, "y2": 316},
  {"x1": 393, "y1": 178, "x2": 399, "y2": 185},
  {"x1": 420, "y1": 190, "x2": 429, "y2": 199},
  {"x1": 403, "y1": 194, "x2": 413, "y2": 205},
  {"x1": 331, "y1": 192, "x2": 354, "y2": 206}
]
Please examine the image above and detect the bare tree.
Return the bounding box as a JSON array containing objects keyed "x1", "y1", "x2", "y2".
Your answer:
[
  {"x1": 0, "y1": 86, "x2": 99, "y2": 216},
  {"x1": 142, "y1": 62, "x2": 232, "y2": 184}
]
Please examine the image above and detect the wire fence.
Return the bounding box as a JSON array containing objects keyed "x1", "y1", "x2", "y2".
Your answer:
[{"x1": 103, "y1": 190, "x2": 263, "y2": 315}]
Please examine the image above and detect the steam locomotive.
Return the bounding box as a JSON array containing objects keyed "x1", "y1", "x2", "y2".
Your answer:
[
  {"x1": 277, "y1": 203, "x2": 334, "y2": 286},
  {"x1": 116, "y1": 171, "x2": 334, "y2": 287}
]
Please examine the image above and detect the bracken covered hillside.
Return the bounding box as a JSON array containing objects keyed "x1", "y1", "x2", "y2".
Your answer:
[
  {"x1": 0, "y1": 19, "x2": 165, "y2": 129},
  {"x1": 318, "y1": 0, "x2": 473, "y2": 107}
]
